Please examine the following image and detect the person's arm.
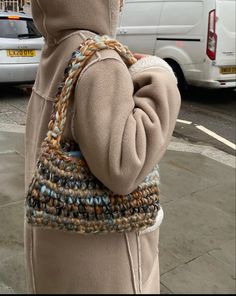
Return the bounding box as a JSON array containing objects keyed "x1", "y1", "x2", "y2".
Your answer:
[{"x1": 72, "y1": 55, "x2": 181, "y2": 195}]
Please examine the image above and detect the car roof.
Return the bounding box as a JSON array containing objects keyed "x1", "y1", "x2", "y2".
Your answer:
[{"x1": 0, "y1": 10, "x2": 32, "y2": 19}]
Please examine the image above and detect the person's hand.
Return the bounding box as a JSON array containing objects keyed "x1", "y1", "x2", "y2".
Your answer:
[{"x1": 133, "y1": 53, "x2": 149, "y2": 60}]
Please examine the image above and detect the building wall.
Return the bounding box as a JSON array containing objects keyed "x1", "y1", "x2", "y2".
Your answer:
[{"x1": 0, "y1": 0, "x2": 31, "y2": 13}]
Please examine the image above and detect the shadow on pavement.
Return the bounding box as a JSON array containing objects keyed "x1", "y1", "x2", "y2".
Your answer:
[
  {"x1": 0, "y1": 85, "x2": 33, "y2": 99},
  {"x1": 181, "y1": 86, "x2": 236, "y2": 104}
]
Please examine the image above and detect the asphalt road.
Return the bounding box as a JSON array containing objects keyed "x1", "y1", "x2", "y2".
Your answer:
[
  {"x1": 0, "y1": 85, "x2": 235, "y2": 155},
  {"x1": 175, "y1": 87, "x2": 236, "y2": 155}
]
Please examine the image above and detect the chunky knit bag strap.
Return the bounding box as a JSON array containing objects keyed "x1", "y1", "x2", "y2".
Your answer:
[{"x1": 46, "y1": 35, "x2": 137, "y2": 146}]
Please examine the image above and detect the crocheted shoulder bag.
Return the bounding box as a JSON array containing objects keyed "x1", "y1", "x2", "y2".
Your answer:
[{"x1": 25, "y1": 35, "x2": 160, "y2": 234}]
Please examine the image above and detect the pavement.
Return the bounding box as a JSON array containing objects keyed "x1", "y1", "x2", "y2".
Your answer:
[{"x1": 0, "y1": 124, "x2": 235, "y2": 294}]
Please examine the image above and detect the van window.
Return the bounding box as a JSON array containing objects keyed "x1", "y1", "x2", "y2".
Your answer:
[
  {"x1": 160, "y1": 1, "x2": 203, "y2": 26},
  {"x1": 122, "y1": 0, "x2": 163, "y2": 26}
]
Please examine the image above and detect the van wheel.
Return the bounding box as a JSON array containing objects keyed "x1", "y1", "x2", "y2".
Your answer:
[{"x1": 165, "y1": 60, "x2": 187, "y2": 92}]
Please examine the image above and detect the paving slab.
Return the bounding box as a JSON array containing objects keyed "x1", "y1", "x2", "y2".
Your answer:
[
  {"x1": 0, "y1": 131, "x2": 25, "y2": 156},
  {"x1": 0, "y1": 245, "x2": 23, "y2": 265},
  {"x1": 158, "y1": 150, "x2": 235, "y2": 283},
  {"x1": 0, "y1": 114, "x2": 15, "y2": 125},
  {"x1": 160, "y1": 283, "x2": 172, "y2": 294},
  {"x1": 0, "y1": 201, "x2": 25, "y2": 293},
  {"x1": 159, "y1": 199, "x2": 235, "y2": 274},
  {"x1": 0, "y1": 283, "x2": 15, "y2": 294},
  {"x1": 159, "y1": 150, "x2": 234, "y2": 201},
  {"x1": 192, "y1": 182, "x2": 235, "y2": 217},
  {"x1": 0, "y1": 251, "x2": 26, "y2": 294},
  {"x1": 0, "y1": 107, "x2": 15, "y2": 113},
  {"x1": 159, "y1": 152, "x2": 216, "y2": 200},
  {"x1": 7, "y1": 100, "x2": 28, "y2": 113},
  {"x1": 2, "y1": 111, "x2": 26, "y2": 126},
  {"x1": 161, "y1": 253, "x2": 235, "y2": 294},
  {"x1": 0, "y1": 154, "x2": 25, "y2": 206},
  {"x1": 208, "y1": 239, "x2": 236, "y2": 279},
  {"x1": 0, "y1": 202, "x2": 24, "y2": 249}
]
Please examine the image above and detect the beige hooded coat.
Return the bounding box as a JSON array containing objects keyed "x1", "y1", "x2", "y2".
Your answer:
[{"x1": 24, "y1": 0, "x2": 181, "y2": 294}]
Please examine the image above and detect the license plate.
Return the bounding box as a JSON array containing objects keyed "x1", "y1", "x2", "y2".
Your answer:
[
  {"x1": 220, "y1": 66, "x2": 236, "y2": 75},
  {"x1": 7, "y1": 49, "x2": 36, "y2": 57}
]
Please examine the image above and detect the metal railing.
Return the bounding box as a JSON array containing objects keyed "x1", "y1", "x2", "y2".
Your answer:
[{"x1": 0, "y1": 0, "x2": 31, "y2": 13}]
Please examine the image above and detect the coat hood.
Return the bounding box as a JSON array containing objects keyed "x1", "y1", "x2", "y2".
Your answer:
[
  {"x1": 31, "y1": 0, "x2": 122, "y2": 100},
  {"x1": 32, "y1": 0, "x2": 120, "y2": 45}
]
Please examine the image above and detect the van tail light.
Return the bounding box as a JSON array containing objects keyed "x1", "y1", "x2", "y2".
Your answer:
[{"x1": 207, "y1": 9, "x2": 217, "y2": 60}]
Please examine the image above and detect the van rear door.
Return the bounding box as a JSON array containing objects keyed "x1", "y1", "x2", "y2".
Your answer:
[{"x1": 215, "y1": 0, "x2": 236, "y2": 70}]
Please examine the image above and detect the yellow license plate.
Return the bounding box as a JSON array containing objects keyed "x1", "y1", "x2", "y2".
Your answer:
[
  {"x1": 7, "y1": 49, "x2": 36, "y2": 57},
  {"x1": 220, "y1": 66, "x2": 236, "y2": 75}
]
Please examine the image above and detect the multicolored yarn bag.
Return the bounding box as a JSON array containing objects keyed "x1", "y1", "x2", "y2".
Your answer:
[{"x1": 25, "y1": 35, "x2": 160, "y2": 234}]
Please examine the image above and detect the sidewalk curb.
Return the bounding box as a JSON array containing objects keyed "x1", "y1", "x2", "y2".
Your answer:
[
  {"x1": 168, "y1": 141, "x2": 235, "y2": 168},
  {"x1": 0, "y1": 123, "x2": 25, "y2": 134}
]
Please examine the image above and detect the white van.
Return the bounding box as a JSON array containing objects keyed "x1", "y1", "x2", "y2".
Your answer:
[{"x1": 117, "y1": 0, "x2": 236, "y2": 89}]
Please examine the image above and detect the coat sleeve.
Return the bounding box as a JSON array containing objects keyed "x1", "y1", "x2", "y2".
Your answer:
[{"x1": 72, "y1": 55, "x2": 181, "y2": 195}]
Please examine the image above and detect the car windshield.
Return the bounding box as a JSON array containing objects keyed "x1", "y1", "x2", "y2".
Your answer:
[{"x1": 0, "y1": 17, "x2": 42, "y2": 39}]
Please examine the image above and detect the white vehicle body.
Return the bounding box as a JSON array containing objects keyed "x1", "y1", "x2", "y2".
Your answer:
[
  {"x1": 117, "y1": 0, "x2": 236, "y2": 89},
  {"x1": 0, "y1": 11, "x2": 44, "y2": 84}
]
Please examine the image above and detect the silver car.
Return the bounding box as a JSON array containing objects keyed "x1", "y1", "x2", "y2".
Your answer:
[{"x1": 0, "y1": 11, "x2": 44, "y2": 84}]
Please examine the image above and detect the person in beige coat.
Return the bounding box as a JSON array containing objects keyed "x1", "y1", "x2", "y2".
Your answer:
[{"x1": 24, "y1": 0, "x2": 181, "y2": 294}]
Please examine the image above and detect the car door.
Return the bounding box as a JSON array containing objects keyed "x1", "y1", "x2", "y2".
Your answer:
[
  {"x1": 117, "y1": 0, "x2": 164, "y2": 55},
  {"x1": 155, "y1": 0, "x2": 206, "y2": 65}
]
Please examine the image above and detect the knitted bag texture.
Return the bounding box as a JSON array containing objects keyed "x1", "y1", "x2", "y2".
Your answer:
[{"x1": 25, "y1": 35, "x2": 160, "y2": 234}]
